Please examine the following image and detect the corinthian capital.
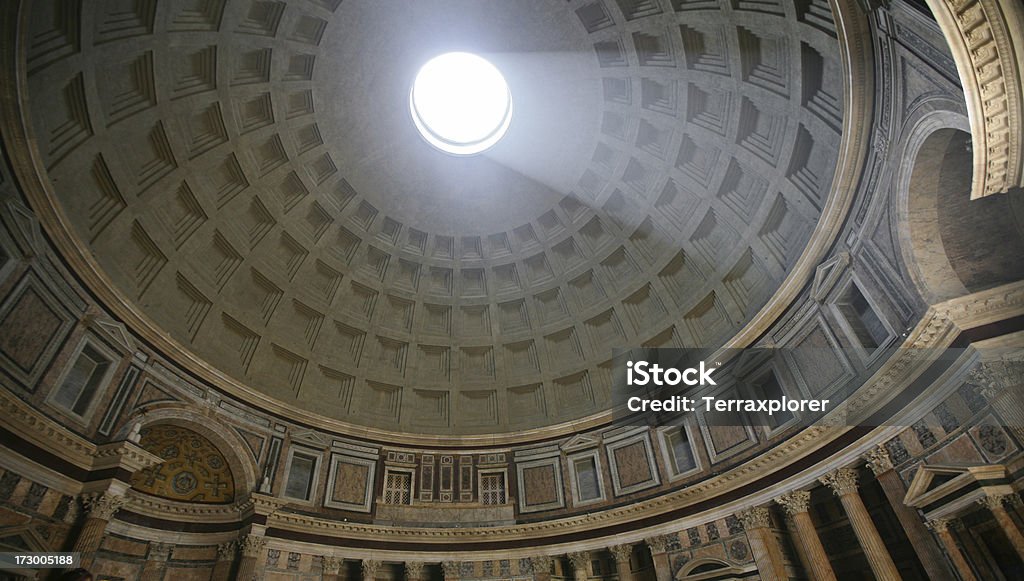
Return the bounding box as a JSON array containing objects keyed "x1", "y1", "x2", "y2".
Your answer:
[
  {"x1": 567, "y1": 551, "x2": 590, "y2": 571},
  {"x1": 644, "y1": 533, "x2": 674, "y2": 553},
  {"x1": 977, "y1": 493, "x2": 1020, "y2": 511},
  {"x1": 323, "y1": 556, "x2": 343, "y2": 575},
  {"x1": 363, "y1": 559, "x2": 382, "y2": 578},
  {"x1": 405, "y1": 561, "x2": 425, "y2": 580},
  {"x1": 528, "y1": 555, "x2": 551, "y2": 573},
  {"x1": 819, "y1": 468, "x2": 858, "y2": 496},
  {"x1": 970, "y1": 363, "x2": 1017, "y2": 400},
  {"x1": 736, "y1": 506, "x2": 772, "y2": 530},
  {"x1": 608, "y1": 544, "x2": 632, "y2": 563},
  {"x1": 775, "y1": 491, "x2": 811, "y2": 516},
  {"x1": 81, "y1": 492, "x2": 127, "y2": 520},
  {"x1": 864, "y1": 445, "x2": 894, "y2": 475},
  {"x1": 216, "y1": 541, "x2": 237, "y2": 561},
  {"x1": 239, "y1": 534, "x2": 266, "y2": 557}
]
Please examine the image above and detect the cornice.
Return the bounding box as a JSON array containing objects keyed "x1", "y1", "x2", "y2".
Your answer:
[
  {"x1": 926, "y1": 0, "x2": 1024, "y2": 198},
  {"x1": 0, "y1": 386, "x2": 160, "y2": 474}
]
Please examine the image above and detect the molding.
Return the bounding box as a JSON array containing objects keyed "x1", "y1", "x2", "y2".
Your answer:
[{"x1": 926, "y1": 0, "x2": 1024, "y2": 197}]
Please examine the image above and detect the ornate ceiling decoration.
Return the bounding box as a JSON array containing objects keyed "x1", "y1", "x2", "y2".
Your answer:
[
  {"x1": 22, "y1": 0, "x2": 846, "y2": 434},
  {"x1": 131, "y1": 425, "x2": 236, "y2": 504}
]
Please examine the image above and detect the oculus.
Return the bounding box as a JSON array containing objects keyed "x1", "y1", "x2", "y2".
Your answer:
[{"x1": 410, "y1": 52, "x2": 513, "y2": 155}]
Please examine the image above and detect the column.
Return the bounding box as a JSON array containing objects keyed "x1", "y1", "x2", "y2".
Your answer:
[
  {"x1": 74, "y1": 492, "x2": 127, "y2": 568},
  {"x1": 529, "y1": 556, "x2": 552, "y2": 581},
  {"x1": 139, "y1": 542, "x2": 171, "y2": 579},
  {"x1": 865, "y1": 445, "x2": 955, "y2": 580},
  {"x1": 781, "y1": 512, "x2": 814, "y2": 579},
  {"x1": 567, "y1": 551, "x2": 590, "y2": 581},
  {"x1": 819, "y1": 468, "x2": 900, "y2": 581},
  {"x1": 609, "y1": 545, "x2": 633, "y2": 581},
  {"x1": 737, "y1": 506, "x2": 788, "y2": 580},
  {"x1": 363, "y1": 559, "x2": 382, "y2": 581},
  {"x1": 776, "y1": 491, "x2": 836, "y2": 581},
  {"x1": 322, "y1": 556, "x2": 344, "y2": 581},
  {"x1": 210, "y1": 541, "x2": 236, "y2": 581},
  {"x1": 978, "y1": 494, "x2": 1024, "y2": 561},
  {"x1": 405, "y1": 561, "x2": 427, "y2": 581},
  {"x1": 235, "y1": 534, "x2": 266, "y2": 581},
  {"x1": 972, "y1": 363, "x2": 1024, "y2": 442},
  {"x1": 442, "y1": 560, "x2": 461, "y2": 581},
  {"x1": 644, "y1": 534, "x2": 673, "y2": 581},
  {"x1": 927, "y1": 518, "x2": 978, "y2": 581}
]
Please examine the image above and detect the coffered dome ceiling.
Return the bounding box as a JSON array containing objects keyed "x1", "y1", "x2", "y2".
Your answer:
[{"x1": 24, "y1": 0, "x2": 845, "y2": 434}]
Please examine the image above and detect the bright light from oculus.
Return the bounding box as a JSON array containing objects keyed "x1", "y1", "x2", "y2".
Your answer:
[{"x1": 410, "y1": 52, "x2": 512, "y2": 155}]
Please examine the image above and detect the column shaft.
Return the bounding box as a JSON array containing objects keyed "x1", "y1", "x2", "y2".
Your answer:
[
  {"x1": 791, "y1": 511, "x2": 837, "y2": 581},
  {"x1": 72, "y1": 516, "x2": 109, "y2": 555},
  {"x1": 738, "y1": 507, "x2": 788, "y2": 580},
  {"x1": 650, "y1": 552, "x2": 670, "y2": 581},
  {"x1": 838, "y1": 492, "x2": 901, "y2": 581},
  {"x1": 236, "y1": 555, "x2": 259, "y2": 581},
  {"x1": 821, "y1": 469, "x2": 900, "y2": 581},
  {"x1": 868, "y1": 456, "x2": 954, "y2": 580},
  {"x1": 747, "y1": 526, "x2": 788, "y2": 579},
  {"x1": 988, "y1": 502, "x2": 1024, "y2": 562},
  {"x1": 930, "y1": 521, "x2": 978, "y2": 581}
]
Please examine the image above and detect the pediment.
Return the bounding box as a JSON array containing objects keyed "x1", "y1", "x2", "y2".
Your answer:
[
  {"x1": 904, "y1": 463, "x2": 1008, "y2": 511},
  {"x1": 290, "y1": 429, "x2": 329, "y2": 448},
  {"x1": 560, "y1": 433, "x2": 600, "y2": 452},
  {"x1": 811, "y1": 252, "x2": 850, "y2": 302},
  {"x1": 95, "y1": 317, "x2": 137, "y2": 352}
]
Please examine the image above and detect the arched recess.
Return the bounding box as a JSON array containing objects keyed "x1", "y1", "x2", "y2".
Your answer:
[
  {"x1": 897, "y1": 108, "x2": 1024, "y2": 303},
  {"x1": 115, "y1": 406, "x2": 259, "y2": 499},
  {"x1": 131, "y1": 424, "x2": 237, "y2": 504},
  {"x1": 675, "y1": 558, "x2": 751, "y2": 580},
  {"x1": 923, "y1": 0, "x2": 1024, "y2": 199}
]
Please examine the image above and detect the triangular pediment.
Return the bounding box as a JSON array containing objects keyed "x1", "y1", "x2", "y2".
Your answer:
[
  {"x1": 3, "y1": 200, "x2": 43, "y2": 257},
  {"x1": 810, "y1": 252, "x2": 849, "y2": 302},
  {"x1": 95, "y1": 318, "x2": 137, "y2": 352},
  {"x1": 561, "y1": 433, "x2": 600, "y2": 452},
  {"x1": 904, "y1": 464, "x2": 1007, "y2": 509},
  {"x1": 290, "y1": 429, "x2": 328, "y2": 448},
  {"x1": 0, "y1": 526, "x2": 50, "y2": 553}
]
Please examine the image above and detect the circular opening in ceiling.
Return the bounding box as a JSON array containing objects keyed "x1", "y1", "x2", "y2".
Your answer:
[{"x1": 410, "y1": 52, "x2": 513, "y2": 156}]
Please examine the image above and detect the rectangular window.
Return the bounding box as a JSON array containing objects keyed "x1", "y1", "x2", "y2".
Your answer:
[
  {"x1": 666, "y1": 427, "x2": 697, "y2": 475},
  {"x1": 52, "y1": 344, "x2": 112, "y2": 416},
  {"x1": 383, "y1": 470, "x2": 412, "y2": 505},
  {"x1": 573, "y1": 456, "x2": 601, "y2": 502},
  {"x1": 480, "y1": 472, "x2": 506, "y2": 505},
  {"x1": 835, "y1": 282, "x2": 889, "y2": 350},
  {"x1": 284, "y1": 452, "x2": 317, "y2": 500}
]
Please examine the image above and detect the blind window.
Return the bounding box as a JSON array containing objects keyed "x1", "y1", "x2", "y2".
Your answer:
[
  {"x1": 384, "y1": 471, "x2": 412, "y2": 505},
  {"x1": 480, "y1": 473, "x2": 506, "y2": 505}
]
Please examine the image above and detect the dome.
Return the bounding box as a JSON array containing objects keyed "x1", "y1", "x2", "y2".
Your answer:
[{"x1": 24, "y1": 0, "x2": 845, "y2": 436}]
